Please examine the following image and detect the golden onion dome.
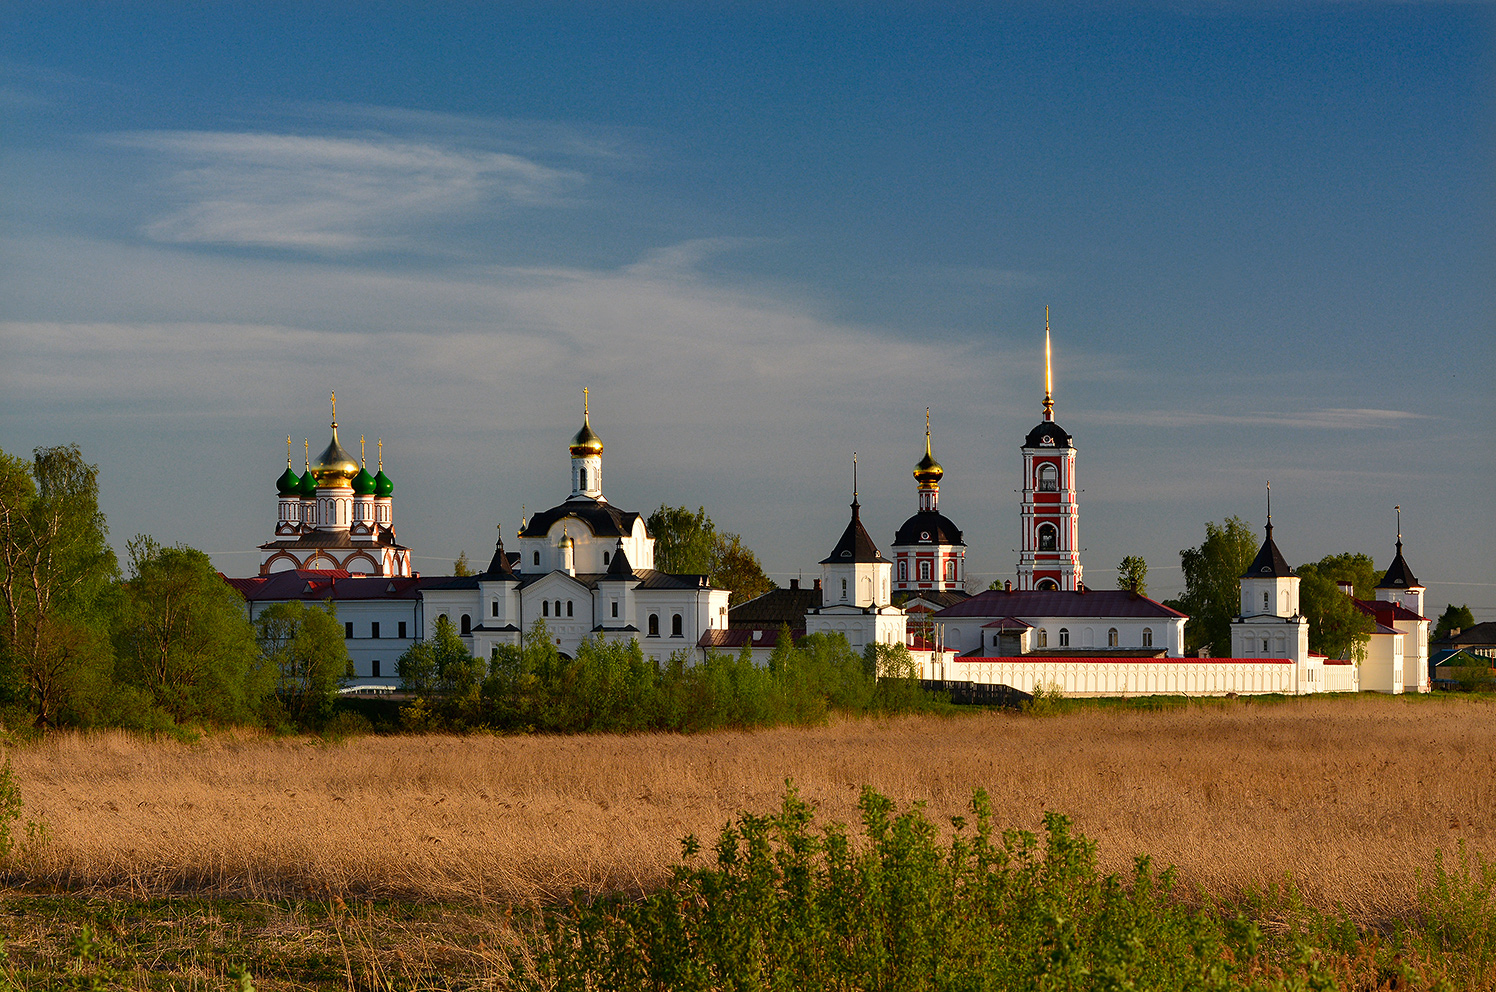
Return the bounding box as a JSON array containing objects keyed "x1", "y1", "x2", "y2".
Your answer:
[
  {"x1": 914, "y1": 431, "x2": 943, "y2": 486},
  {"x1": 558, "y1": 526, "x2": 575, "y2": 549},
  {"x1": 312, "y1": 423, "x2": 360, "y2": 488},
  {"x1": 569, "y1": 416, "x2": 603, "y2": 457}
]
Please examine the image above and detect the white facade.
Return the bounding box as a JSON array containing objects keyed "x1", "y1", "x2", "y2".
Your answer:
[{"x1": 423, "y1": 401, "x2": 729, "y2": 664}]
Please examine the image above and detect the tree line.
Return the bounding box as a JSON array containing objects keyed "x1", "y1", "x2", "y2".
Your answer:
[
  {"x1": 0, "y1": 445, "x2": 350, "y2": 733},
  {"x1": 394, "y1": 616, "x2": 940, "y2": 733}
]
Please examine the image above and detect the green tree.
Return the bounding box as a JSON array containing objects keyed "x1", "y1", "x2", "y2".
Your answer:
[
  {"x1": 711, "y1": 532, "x2": 777, "y2": 606},
  {"x1": 1433, "y1": 604, "x2": 1476, "y2": 642},
  {"x1": 452, "y1": 551, "x2": 473, "y2": 576},
  {"x1": 0, "y1": 445, "x2": 119, "y2": 728},
  {"x1": 1116, "y1": 555, "x2": 1148, "y2": 596},
  {"x1": 1297, "y1": 567, "x2": 1375, "y2": 661},
  {"x1": 396, "y1": 614, "x2": 477, "y2": 697},
  {"x1": 1301, "y1": 552, "x2": 1383, "y2": 600},
  {"x1": 647, "y1": 505, "x2": 717, "y2": 574},
  {"x1": 255, "y1": 599, "x2": 351, "y2": 727},
  {"x1": 115, "y1": 537, "x2": 267, "y2": 725},
  {"x1": 1177, "y1": 516, "x2": 1258, "y2": 659}
]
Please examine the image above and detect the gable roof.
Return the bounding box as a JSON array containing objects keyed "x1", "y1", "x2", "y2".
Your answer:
[
  {"x1": 223, "y1": 570, "x2": 434, "y2": 602},
  {"x1": 1241, "y1": 522, "x2": 1294, "y2": 579},
  {"x1": 1439, "y1": 621, "x2": 1496, "y2": 647},
  {"x1": 935, "y1": 588, "x2": 1188, "y2": 621},
  {"x1": 821, "y1": 500, "x2": 884, "y2": 564},
  {"x1": 729, "y1": 586, "x2": 821, "y2": 629}
]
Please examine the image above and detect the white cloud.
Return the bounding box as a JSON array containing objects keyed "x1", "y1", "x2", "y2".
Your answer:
[{"x1": 108, "y1": 130, "x2": 584, "y2": 251}]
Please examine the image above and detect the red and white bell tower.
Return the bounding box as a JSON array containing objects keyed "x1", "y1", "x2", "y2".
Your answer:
[{"x1": 1016, "y1": 311, "x2": 1083, "y2": 591}]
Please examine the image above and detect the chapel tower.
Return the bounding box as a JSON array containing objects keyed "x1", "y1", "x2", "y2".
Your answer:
[
  {"x1": 1016, "y1": 311, "x2": 1082, "y2": 591},
  {"x1": 891, "y1": 410, "x2": 966, "y2": 593}
]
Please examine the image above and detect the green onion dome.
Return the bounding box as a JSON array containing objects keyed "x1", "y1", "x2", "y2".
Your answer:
[
  {"x1": 374, "y1": 469, "x2": 393, "y2": 498},
  {"x1": 299, "y1": 468, "x2": 318, "y2": 499},
  {"x1": 277, "y1": 461, "x2": 302, "y2": 497},
  {"x1": 352, "y1": 463, "x2": 377, "y2": 496}
]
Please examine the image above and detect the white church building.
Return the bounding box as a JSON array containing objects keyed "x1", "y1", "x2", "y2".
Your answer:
[{"x1": 420, "y1": 393, "x2": 732, "y2": 663}]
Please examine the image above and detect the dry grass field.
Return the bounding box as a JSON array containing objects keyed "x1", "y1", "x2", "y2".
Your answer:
[{"x1": 4, "y1": 694, "x2": 1493, "y2": 924}]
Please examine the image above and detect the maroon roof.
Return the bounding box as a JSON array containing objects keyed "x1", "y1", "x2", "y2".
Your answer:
[
  {"x1": 224, "y1": 570, "x2": 434, "y2": 602},
  {"x1": 981, "y1": 617, "x2": 1033, "y2": 630},
  {"x1": 698, "y1": 628, "x2": 799, "y2": 651},
  {"x1": 936, "y1": 588, "x2": 1187, "y2": 620},
  {"x1": 1353, "y1": 599, "x2": 1427, "y2": 623}
]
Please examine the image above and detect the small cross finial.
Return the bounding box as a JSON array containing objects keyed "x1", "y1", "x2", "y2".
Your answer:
[
  {"x1": 1395, "y1": 504, "x2": 1402, "y2": 547},
  {"x1": 377, "y1": 438, "x2": 383, "y2": 471},
  {"x1": 853, "y1": 451, "x2": 859, "y2": 501},
  {"x1": 360, "y1": 435, "x2": 366, "y2": 466},
  {"x1": 1266, "y1": 480, "x2": 1272, "y2": 527},
  {"x1": 304, "y1": 438, "x2": 310, "y2": 471},
  {"x1": 583, "y1": 386, "x2": 589, "y2": 419},
  {"x1": 330, "y1": 391, "x2": 337, "y2": 424},
  {"x1": 286, "y1": 436, "x2": 292, "y2": 462}
]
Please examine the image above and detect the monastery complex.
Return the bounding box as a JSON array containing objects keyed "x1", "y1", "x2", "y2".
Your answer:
[{"x1": 229, "y1": 325, "x2": 1431, "y2": 698}]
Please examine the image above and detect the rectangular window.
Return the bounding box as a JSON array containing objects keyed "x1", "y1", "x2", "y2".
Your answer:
[
  {"x1": 371, "y1": 659, "x2": 380, "y2": 678},
  {"x1": 612, "y1": 601, "x2": 619, "y2": 618},
  {"x1": 491, "y1": 601, "x2": 498, "y2": 617},
  {"x1": 371, "y1": 621, "x2": 380, "y2": 639},
  {"x1": 344, "y1": 622, "x2": 353, "y2": 639},
  {"x1": 398, "y1": 621, "x2": 407, "y2": 639}
]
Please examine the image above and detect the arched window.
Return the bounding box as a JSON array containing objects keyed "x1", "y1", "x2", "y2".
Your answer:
[
  {"x1": 533, "y1": 551, "x2": 541, "y2": 566},
  {"x1": 1263, "y1": 591, "x2": 1270, "y2": 611},
  {"x1": 1038, "y1": 463, "x2": 1058, "y2": 492},
  {"x1": 992, "y1": 634, "x2": 999, "y2": 647},
  {"x1": 898, "y1": 560, "x2": 907, "y2": 581},
  {"x1": 566, "y1": 600, "x2": 573, "y2": 617},
  {"x1": 1107, "y1": 627, "x2": 1118, "y2": 647},
  {"x1": 1038, "y1": 628, "x2": 1048, "y2": 647},
  {"x1": 648, "y1": 614, "x2": 660, "y2": 637},
  {"x1": 1059, "y1": 628, "x2": 1070, "y2": 647},
  {"x1": 579, "y1": 468, "x2": 588, "y2": 490},
  {"x1": 554, "y1": 600, "x2": 562, "y2": 617},
  {"x1": 841, "y1": 578, "x2": 848, "y2": 601},
  {"x1": 919, "y1": 560, "x2": 931, "y2": 581},
  {"x1": 1038, "y1": 524, "x2": 1058, "y2": 552},
  {"x1": 1036, "y1": 578, "x2": 1058, "y2": 591},
  {"x1": 542, "y1": 601, "x2": 549, "y2": 617},
  {"x1": 944, "y1": 560, "x2": 956, "y2": 580},
  {"x1": 460, "y1": 614, "x2": 471, "y2": 636},
  {"x1": 603, "y1": 551, "x2": 610, "y2": 565},
  {"x1": 671, "y1": 614, "x2": 683, "y2": 637},
  {"x1": 1142, "y1": 627, "x2": 1153, "y2": 648}
]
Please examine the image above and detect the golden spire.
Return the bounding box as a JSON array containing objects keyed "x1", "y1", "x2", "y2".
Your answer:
[
  {"x1": 377, "y1": 438, "x2": 383, "y2": 471},
  {"x1": 1043, "y1": 306, "x2": 1054, "y2": 421}
]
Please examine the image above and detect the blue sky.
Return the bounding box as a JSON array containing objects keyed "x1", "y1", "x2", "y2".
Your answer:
[{"x1": 2, "y1": 2, "x2": 1492, "y2": 617}]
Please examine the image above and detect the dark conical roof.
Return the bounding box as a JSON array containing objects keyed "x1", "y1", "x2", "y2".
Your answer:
[
  {"x1": 820, "y1": 501, "x2": 884, "y2": 564},
  {"x1": 603, "y1": 540, "x2": 639, "y2": 581},
  {"x1": 1241, "y1": 522, "x2": 1294, "y2": 578},
  {"x1": 481, "y1": 536, "x2": 518, "y2": 579},
  {"x1": 1376, "y1": 540, "x2": 1421, "y2": 589}
]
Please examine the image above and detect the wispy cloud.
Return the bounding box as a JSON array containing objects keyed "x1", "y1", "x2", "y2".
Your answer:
[
  {"x1": 1088, "y1": 408, "x2": 1432, "y2": 430},
  {"x1": 108, "y1": 130, "x2": 584, "y2": 251}
]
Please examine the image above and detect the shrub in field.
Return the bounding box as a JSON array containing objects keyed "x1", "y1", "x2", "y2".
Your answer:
[{"x1": 517, "y1": 787, "x2": 1286, "y2": 991}]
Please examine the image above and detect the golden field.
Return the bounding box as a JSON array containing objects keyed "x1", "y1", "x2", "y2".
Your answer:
[{"x1": 5, "y1": 694, "x2": 1494, "y2": 922}]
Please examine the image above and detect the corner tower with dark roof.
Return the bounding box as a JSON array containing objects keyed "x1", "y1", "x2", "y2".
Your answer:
[
  {"x1": 1017, "y1": 311, "x2": 1082, "y2": 591},
  {"x1": 1230, "y1": 486, "x2": 1312, "y2": 674},
  {"x1": 1374, "y1": 505, "x2": 1426, "y2": 618},
  {"x1": 892, "y1": 409, "x2": 967, "y2": 594}
]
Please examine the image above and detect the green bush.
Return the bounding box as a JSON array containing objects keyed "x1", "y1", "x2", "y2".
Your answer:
[{"x1": 515, "y1": 786, "x2": 1280, "y2": 991}]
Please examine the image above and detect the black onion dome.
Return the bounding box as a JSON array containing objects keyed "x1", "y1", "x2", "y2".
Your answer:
[
  {"x1": 893, "y1": 510, "x2": 965, "y2": 547},
  {"x1": 1023, "y1": 420, "x2": 1073, "y2": 449}
]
